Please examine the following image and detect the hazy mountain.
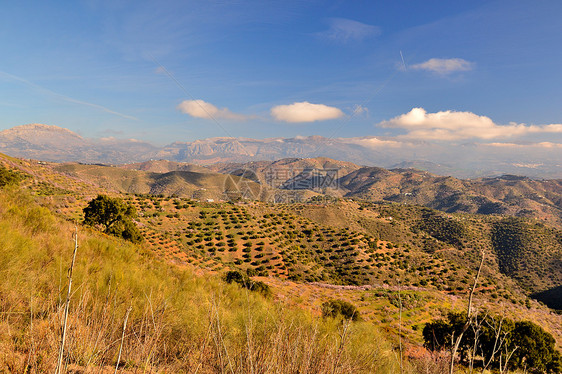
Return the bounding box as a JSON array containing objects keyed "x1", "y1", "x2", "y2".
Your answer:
[
  {"x1": 0, "y1": 124, "x2": 157, "y2": 164},
  {"x1": 2, "y1": 122, "x2": 560, "y2": 222},
  {"x1": 0, "y1": 125, "x2": 394, "y2": 168},
  {"x1": 3, "y1": 124, "x2": 562, "y2": 179},
  {"x1": 153, "y1": 135, "x2": 391, "y2": 165}
]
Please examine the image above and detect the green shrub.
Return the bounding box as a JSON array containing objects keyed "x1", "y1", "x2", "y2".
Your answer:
[
  {"x1": 321, "y1": 299, "x2": 361, "y2": 321},
  {"x1": 223, "y1": 270, "x2": 272, "y2": 298},
  {"x1": 0, "y1": 165, "x2": 24, "y2": 187}
]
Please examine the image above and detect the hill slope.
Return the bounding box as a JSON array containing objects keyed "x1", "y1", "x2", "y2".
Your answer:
[
  {"x1": 211, "y1": 158, "x2": 562, "y2": 226},
  {"x1": 0, "y1": 166, "x2": 402, "y2": 373},
  {"x1": 1, "y1": 152, "x2": 560, "y2": 368}
]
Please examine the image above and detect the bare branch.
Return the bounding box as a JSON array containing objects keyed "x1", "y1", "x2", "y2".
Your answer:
[{"x1": 449, "y1": 251, "x2": 485, "y2": 374}]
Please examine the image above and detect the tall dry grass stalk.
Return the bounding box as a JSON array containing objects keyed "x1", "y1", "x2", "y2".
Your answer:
[
  {"x1": 114, "y1": 305, "x2": 131, "y2": 374},
  {"x1": 55, "y1": 226, "x2": 79, "y2": 374}
]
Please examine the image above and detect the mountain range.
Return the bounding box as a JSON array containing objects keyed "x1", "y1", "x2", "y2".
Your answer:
[{"x1": 3, "y1": 123, "x2": 562, "y2": 178}]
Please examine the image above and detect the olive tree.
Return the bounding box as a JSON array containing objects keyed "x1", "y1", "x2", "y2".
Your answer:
[{"x1": 83, "y1": 194, "x2": 142, "y2": 243}]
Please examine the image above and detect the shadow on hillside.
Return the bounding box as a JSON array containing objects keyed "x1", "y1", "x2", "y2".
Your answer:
[{"x1": 532, "y1": 285, "x2": 562, "y2": 310}]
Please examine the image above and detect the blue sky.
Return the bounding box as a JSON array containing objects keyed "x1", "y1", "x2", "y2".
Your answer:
[{"x1": 1, "y1": 0, "x2": 561, "y2": 146}]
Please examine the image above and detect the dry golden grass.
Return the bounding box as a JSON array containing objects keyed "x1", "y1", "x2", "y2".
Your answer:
[{"x1": 0, "y1": 186, "x2": 414, "y2": 373}]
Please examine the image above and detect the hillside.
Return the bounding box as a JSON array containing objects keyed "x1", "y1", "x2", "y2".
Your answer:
[
  {"x1": 0, "y1": 183, "x2": 404, "y2": 373},
  {"x1": 53, "y1": 162, "x2": 274, "y2": 202},
  {"x1": 13, "y1": 155, "x2": 562, "y2": 302},
  {"x1": 17, "y1": 155, "x2": 562, "y2": 306},
  {"x1": 208, "y1": 158, "x2": 562, "y2": 227},
  {"x1": 129, "y1": 157, "x2": 562, "y2": 228},
  {"x1": 339, "y1": 168, "x2": 562, "y2": 224},
  {"x1": 120, "y1": 159, "x2": 210, "y2": 173},
  {"x1": 0, "y1": 152, "x2": 561, "y2": 372}
]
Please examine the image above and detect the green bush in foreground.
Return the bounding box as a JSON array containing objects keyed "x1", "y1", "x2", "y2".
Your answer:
[
  {"x1": 322, "y1": 299, "x2": 361, "y2": 321},
  {"x1": 0, "y1": 165, "x2": 24, "y2": 187},
  {"x1": 224, "y1": 269, "x2": 273, "y2": 298}
]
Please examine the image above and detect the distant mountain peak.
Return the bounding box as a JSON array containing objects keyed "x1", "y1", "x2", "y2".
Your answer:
[{"x1": 1, "y1": 123, "x2": 83, "y2": 139}]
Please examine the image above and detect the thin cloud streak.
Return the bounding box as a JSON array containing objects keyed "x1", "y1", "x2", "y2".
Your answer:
[
  {"x1": 0, "y1": 70, "x2": 138, "y2": 121},
  {"x1": 317, "y1": 18, "x2": 380, "y2": 43}
]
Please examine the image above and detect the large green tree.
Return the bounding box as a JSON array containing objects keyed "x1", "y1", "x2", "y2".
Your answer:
[
  {"x1": 423, "y1": 313, "x2": 561, "y2": 373},
  {"x1": 511, "y1": 321, "x2": 562, "y2": 373},
  {"x1": 83, "y1": 194, "x2": 142, "y2": 243}
]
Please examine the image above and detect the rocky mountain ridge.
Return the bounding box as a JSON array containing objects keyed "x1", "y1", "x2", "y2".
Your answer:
[{"x1": 3, "y1": 123, "x2": 562, "y2": 179}]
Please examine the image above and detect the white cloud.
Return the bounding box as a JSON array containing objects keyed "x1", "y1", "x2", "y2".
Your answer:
[
  {"x1": 271, "y1": 102, "x2": 344, "y2": 123},
  {"x1": 177, "y1": 99, "x2": 248, "y2": 121},
  {"x1": 99, "y1": 136, "x2": 144, "y2": 143},
  {"x1": 343, "y1": 136, "x2": 405, "y2": 148},
  {"x1": 411, "y1": 58, "x2": 473, "y2": 75},
  {"x1": 512, "y1": 163, "x2": 543, "y2": 169},
  {"x1": 536, "y1": 141, "x2": 562, "y2": 148},
  {"x1": 318, "y1": 18, "x2": 380, "y2": 43},
  {"x1": 485, "y1": 141, "x2": 562, "y2": 149},
  {"x1": 379, "y1": 107, "x2": 562, "y2": 141},
  {"x1": 483, "y1": 142, "x2": 523, "y2": 148}
]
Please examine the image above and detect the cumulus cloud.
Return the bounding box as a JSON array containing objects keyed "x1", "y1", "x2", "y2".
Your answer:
[
  {"x1": 379, "y1": 107, "x2": 562, "y2": 141},
  {"x1": 411, "y1": 58, "x2": 473, "y2": 75},
  {"x1": 177, "y1": 99, "x2": 248, "y2": 121},
  {"x1": 271, "y1": 102, "x2": 344, "y2": 123},
  {"x1": 318, "y1": 18, "x2": 380, "y2": 43}
]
